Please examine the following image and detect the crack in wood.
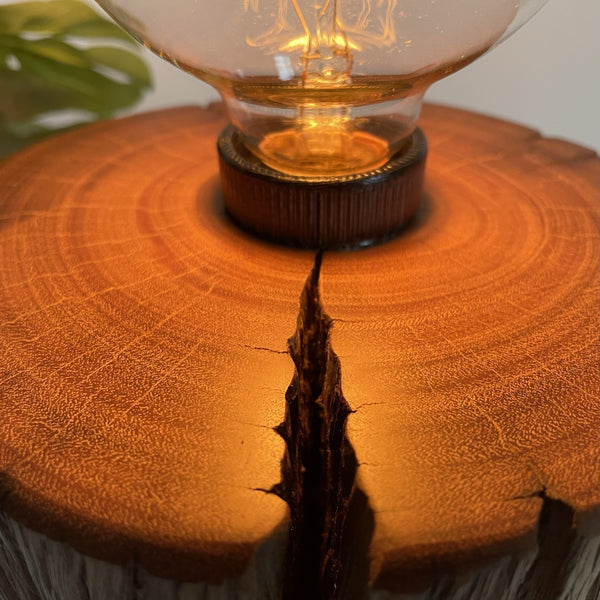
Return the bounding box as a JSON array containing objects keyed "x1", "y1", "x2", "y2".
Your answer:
[{"x1": 273, "y1": 253, "x2": 374, "y2": 600}]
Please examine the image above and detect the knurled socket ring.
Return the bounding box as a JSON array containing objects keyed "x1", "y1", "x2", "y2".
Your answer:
[{"x1": 218, "y1": 125, "x2": 427, "y2": 249}]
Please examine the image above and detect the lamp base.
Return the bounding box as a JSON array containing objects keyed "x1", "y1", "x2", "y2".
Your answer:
[
  {"x1": 217, "y1": 125, "x2": 427, "y2": 249},
  {"x1": 0, "y1": 105, "x2": 598, "y2": 598}
]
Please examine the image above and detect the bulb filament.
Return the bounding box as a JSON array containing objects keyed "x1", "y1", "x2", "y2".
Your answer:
[
  {"x1": 245, "y1": 0, "x2": 398, "y2": 85},
  {"x1": 244, "y1": 0, "x2": 399, "y2": 176}
]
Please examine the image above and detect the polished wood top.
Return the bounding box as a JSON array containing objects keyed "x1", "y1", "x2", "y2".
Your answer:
[{"x1": 0, "y1": 104, "x2": 597, "y2": 588}]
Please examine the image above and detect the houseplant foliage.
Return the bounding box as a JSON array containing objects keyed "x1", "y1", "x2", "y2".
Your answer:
[{"x1": 0, "y1": 0, "x2": 151, "y2": 157}]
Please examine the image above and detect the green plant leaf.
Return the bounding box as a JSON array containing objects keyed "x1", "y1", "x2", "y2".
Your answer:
[
  {"x1": 0, "y1": 0, "x2": 152, "y2": 159},
  {"x1": 0, "y1": 66, "x2": 84, "y2": 122},
  {"x1": 15, "y1": 50, "x2": 147, "y2": 115},
  {"x1": 0, "y1": 34, "x2": 89, "y2": 67},
  {"x1": 0, "y1": 1, "x2": 103, "y2": 35},
  {"x1": 84, "y1": 46, "x2": 151, "y2": 86},
  {"x1": 60, "y1": 17, "x2": 136, "y2": 43}
]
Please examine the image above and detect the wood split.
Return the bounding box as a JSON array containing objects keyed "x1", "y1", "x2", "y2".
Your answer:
[{"x1": 273, "y1": 253, "x2": 373, "y2": 600}]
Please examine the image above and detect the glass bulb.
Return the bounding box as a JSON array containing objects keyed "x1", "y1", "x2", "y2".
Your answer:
[{"x1": 95, "y1": 0, "x2": 548, "y2": 177}]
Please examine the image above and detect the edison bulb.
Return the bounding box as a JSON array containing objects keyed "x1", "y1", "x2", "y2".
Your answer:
[{"x1": 95, "y1": 0, "x2": 548, "y2": 177}]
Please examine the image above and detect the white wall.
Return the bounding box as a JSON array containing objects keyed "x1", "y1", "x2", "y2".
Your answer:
[
  {"x1": 426, "y1": 0, "x2": 600, "y2": 153},
  {"x1": 131, "y1": 0, "x2": 600, "y2": 153}
]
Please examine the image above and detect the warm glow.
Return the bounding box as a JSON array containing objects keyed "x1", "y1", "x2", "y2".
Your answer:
[
  {"x1": 259, "y1": 123, "x2": 390, "y2": 176},
  {"x1": 94, "y1": 0, "x2": 539, "y2": 177},
  {"x1": 278, "y1": 34, "x2": 361, "y2": 55},
  {"x1": 246, "y1": 0, "x2": 397, "y2": 174},
  {"x1": 245, "y1": 0, "x2": 399, "y2": 56}
]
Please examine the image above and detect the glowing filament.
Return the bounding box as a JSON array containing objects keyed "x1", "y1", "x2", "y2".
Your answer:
[{"x1": 245, "y1": 0, "x2": 398, "y2": 85}]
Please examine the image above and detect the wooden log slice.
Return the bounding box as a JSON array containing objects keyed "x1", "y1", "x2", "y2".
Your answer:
[{"x1": 0, "y1": 104, "x2": 598, "y2": 598}]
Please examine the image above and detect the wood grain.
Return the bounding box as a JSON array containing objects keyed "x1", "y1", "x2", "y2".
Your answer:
[
  {"x1": 320, "y1": 107, "x2": 600, "y2": 591},
  {"x1": 0, "y1": 105, "x2": 314, "y2": 581},
  {"x1": 0, "y1": 104, "x2": 597, "y2": 591}
]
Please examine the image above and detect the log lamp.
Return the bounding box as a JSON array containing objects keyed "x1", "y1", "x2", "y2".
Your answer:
[{"x1": 1, "y1": 1, "x2": 599, "y2": 600}]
